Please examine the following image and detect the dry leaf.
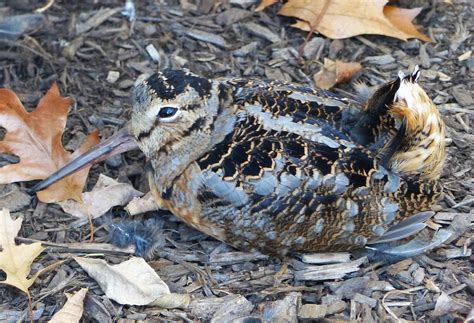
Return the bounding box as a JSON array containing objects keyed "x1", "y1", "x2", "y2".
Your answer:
[
  {"x1": 0, "y1": 84, "x2": 100, "y2": 202},
  {"x1": 314, "y1": 58, "x2": 362, "y2": 89},
  {"x1": 49, "y1": 288, "x2": 88, "y2": 323},
  {"x1": 279, "y1": 0, "x2": 430, "y2": 41},
  {"x1": 0, "y1": 208, "x2": 45, "y2": 296},
  {"x1": 383, "y1": 6, "x2": 432, "y2": 42},
  {"x1": 256, "y1": 0, "x2": 278, "y2": 11},
  {"x1": 74, "y1": 256, "x2": 171, "y2": 305},
  {"x1": 58, "y1": 174, "x2": 143, "y2": 222},
  {"x1": 149, "y1": 293, "x2": 191, "y2": 309}
]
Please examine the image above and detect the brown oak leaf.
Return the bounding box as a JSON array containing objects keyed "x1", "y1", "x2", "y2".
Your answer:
[
  {"x1": 256, "y1": 0, "x2": 278, "y2": 11},
  {"x1": 314, "y1": 59, "x2": 362, "y2": 90},
  {"x1": 0, "y1": 83, "x2": 100, "y2": 202},
  {"x1": 278, "y1": 0, "x2": 431, "y2": 41}
]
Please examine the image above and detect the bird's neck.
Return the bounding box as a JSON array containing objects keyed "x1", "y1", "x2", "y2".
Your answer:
[{"x1": 388, "y1": 86, "x2": 446, "y2": 180}]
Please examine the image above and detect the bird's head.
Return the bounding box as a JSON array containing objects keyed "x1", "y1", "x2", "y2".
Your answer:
[
  {"x1": 128, "y1": 70, "x2": 229, "y2": 160},
  {"x1": 30, "y1": 70, "x2": 236, "y2": 192}
]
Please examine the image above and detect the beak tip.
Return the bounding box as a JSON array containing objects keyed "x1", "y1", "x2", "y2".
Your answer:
[
  {"x1": 26, "y1": 129, "x2": 138, "y2": 193},
  {"x1": 28, "y1": 181, "x2": 45, "y2": 195}
]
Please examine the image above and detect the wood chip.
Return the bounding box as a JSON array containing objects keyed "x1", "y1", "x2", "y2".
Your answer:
[
  {"x1": 0, "y1": 185, "x2": 31, "y2": 212},
  {"x1": 186, "y1": 29, "x2": 227, "y2": 48},
  {"x1": 298, "y1": 304, "x2": 327, "y2": 320},
  {"x1": 262, "y1": 292, "x2": 300, "y2": 323},
  {"x1": 363, "y1": 54, "x2": 395, "y2": 65},
  {"x1": 433, "y1": 292, "x2": 471, "y2": 316},
  {"x1": 145, "y1": 44, "x2": 161, "y2": 62},
  {"x1": 210, "y1": 295, "x2": 254, "y2": 322},
  {"x1": 440, "y1": 247, "x2": 472, "y2": 259},
  {"x1": 353, "y1": 293, "x2": 377, "y2": 308},
  {"x1": 76, "y1": 8, "x2": 121, "y2": 35},
  {"x1": 300, "y1": 252, "x2": 351, "y2": 264},
  {"x1": 106, "y1": 71, "x2": 120, "y2": 84},
  {"x1": 434, "y1": 212, "x2": 474, "y2": 222},
  {"x1": 326, "y1": 300, "x2": 346, "y2": 315},
  {"x1": 242, "y1": 22, "x2": 281, "y2": 43},
  {"x1": 386, "y1": 258, "x2": 413, "y2": 275},
  {"x1": 294, "y1": 257, "x2": 367, "y2": 281},
  {"x1": 208, "y1": 251, "x2": 268, "y2": 265}
]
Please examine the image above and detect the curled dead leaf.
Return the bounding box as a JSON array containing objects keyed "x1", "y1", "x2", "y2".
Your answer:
[
  {"x1": 314, "y1": 58, "x2": 362, "y2": 90},
  {"x1": 149, "y1": 293, "x2": 191, "y2": 309},
  {"x1": 49, "y1": 288, "x2": 88, "y2": 323},
  {"x1": 58, "y1": 174, "x2": 143, "y2": 224},
  {"x1": 74, "y1": 256, "x2": 172, "y2": 306}
]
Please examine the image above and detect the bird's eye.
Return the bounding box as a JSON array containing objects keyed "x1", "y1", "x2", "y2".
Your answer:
[{"x1": 158, "y1": 106, "x2": 179, "y2": 119}]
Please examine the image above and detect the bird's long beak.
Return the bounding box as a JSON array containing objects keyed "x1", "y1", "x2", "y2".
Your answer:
[{"x1": 29, "y1": 128, "x2": 138, "y2": 193}]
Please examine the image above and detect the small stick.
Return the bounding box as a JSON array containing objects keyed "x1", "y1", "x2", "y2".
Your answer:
[{"x1": 298, "y1": 0, "x2": 330, "y2": 61}]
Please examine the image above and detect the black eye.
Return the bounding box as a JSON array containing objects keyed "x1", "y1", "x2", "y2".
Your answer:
[{"x1": 158, "y1": 106, "x2": 178, "y2": 119}]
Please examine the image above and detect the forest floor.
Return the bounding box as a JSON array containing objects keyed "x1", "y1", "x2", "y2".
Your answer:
[{"x1": 0, "y1": 0, "x2": 472, "y2": 321}]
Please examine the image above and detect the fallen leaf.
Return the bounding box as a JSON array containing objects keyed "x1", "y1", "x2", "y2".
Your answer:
[
  {"x1": 314, "y1": 58, "x2": 362, "y2": 89},
  {"x1": 58, "y1": 174, "x2": 143, "y2": 223},
  {"x1": 256, "y1": 0, "x2": 278, "y2": 11},
  {"x1": 74, "y1": 256, "x2": 171, "y2": 306},
  {"x1": 0, "y1": 208, "x2": 45, "y2": 296},
  {"x1": 383, "y1": 6, "x2": 432, "y2": 42},
  {"x1": 279, "y1": 0, "x2": 430, "y2": 41},
  {"x1": 49, "y1": 288, "x2": 88, "y2": 323},
  {"x1": 149, "y1": 293, "x2": 191, "y2": 309},
  {"x1": 0, "y1": 83, "x2": 100, "y2": 202}
]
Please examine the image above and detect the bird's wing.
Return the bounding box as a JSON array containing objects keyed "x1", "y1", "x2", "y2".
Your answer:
[
  {"x1": 226, "y1": 77, "x2": 404, "y2": 154},
  {"x1": 194, "y1": 109, "x2": 417, "y2": 253},
  {"x1": 191, "y1": 78, "x2": 441, "y2": 254}
]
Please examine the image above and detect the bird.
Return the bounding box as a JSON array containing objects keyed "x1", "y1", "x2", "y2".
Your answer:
[{"x1": 31, "y1": 67, "x2": 447, "y2": 257}]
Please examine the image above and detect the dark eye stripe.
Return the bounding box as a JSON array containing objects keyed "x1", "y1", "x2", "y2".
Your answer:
[
  {"x1": 136, "y1": 115, "x2": 205, "y2": 142},
  {"x1": 182, "y1": 117, "x2": 206, "y2": 137},
  {"x1": 136, "y1": 118, "x2": 160, "y2": 141}
]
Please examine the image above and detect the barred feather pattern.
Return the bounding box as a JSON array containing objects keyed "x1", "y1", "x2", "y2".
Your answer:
[{"x1": 134, "y1": 71, "x2": 444, "y2": 256}]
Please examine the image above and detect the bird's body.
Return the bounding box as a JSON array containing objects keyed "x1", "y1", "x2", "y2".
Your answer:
[
  {"x1": 131, "y1": 69, "x2": 445, "y2": 256},
  {"x1": 32, "y1": 68, "x2": 446, "y2": 257}
]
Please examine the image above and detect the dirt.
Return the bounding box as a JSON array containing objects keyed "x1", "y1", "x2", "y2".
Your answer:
[{"x1": 0, "y1": 0, "x2": 472, "y2": 321}]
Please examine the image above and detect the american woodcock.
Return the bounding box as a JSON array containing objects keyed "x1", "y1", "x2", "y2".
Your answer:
[{"x1": 32, "y1": 67, "x2": 447, "y2": 257}]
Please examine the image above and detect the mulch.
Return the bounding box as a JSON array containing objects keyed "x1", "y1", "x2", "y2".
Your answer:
[{"x1": 0, "y1": 0, "x2": 472, "y2": 321}]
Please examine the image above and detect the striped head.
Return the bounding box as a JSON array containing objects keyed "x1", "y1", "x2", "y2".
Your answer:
[{"x1": 129, "y1": 70, "x2": 236, "y2": 187}]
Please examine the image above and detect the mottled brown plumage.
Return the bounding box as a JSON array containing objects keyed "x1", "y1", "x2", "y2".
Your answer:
[{"x1": 32, "y1": 67, "x2": 446, "y2": 257}]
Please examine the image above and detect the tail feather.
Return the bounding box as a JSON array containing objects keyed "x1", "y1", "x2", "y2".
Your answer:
[
  {"x1": 368, "y1": 211, "x2": 434, "y2": 244},
  {"x1": 367, "y1": 228, "x2": 452, "y2": 259}
]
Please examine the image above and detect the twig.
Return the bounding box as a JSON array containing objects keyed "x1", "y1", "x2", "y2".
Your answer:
[
  {"x1": 15, "y1": 237, "x2": 134, "y2": 255},
  {"x1": 35, "y1": 0, "x2": 55, "y2": 13},
  {"x1": 298, "y1": 0, "x2": 330, "y2": 61}
]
